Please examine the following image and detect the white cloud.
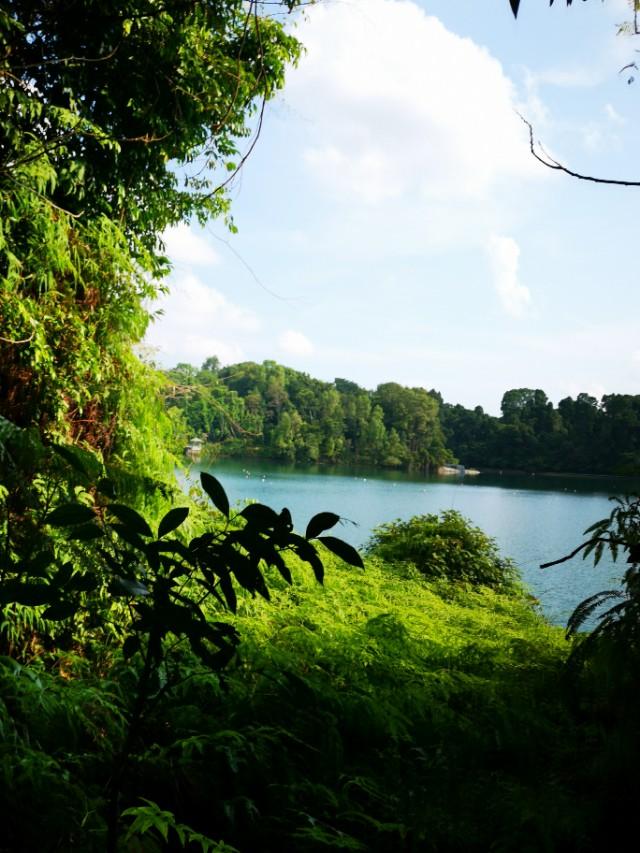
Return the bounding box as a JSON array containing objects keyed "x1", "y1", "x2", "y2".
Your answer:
[
  {"x1": 287, "y1": 0, "x2": 539, "y2": 204},
  {"x1": 161, "y1": 223, "x2": 220, "y2": 267},
  {"x1": 278, "y1": 329, "x2": 314, "y2": 356},
  {"x1": 604, "y1": 102, "x2": 625, "y2": 125},
  {"x1": 145, "y1": 272, "x2": 259, "y2": 366},
  {"x1": 486, "y1": 235, "x2": 531, "y2": 317}
]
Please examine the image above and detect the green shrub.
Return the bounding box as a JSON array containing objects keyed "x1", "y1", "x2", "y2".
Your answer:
[{"x1": 367, "y1": 510, "x2": 520, "y2": 592}]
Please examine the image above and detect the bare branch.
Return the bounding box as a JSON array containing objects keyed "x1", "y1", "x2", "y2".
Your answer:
[
  {"x1": 519, "y1": 113, "x2": 640, "y2": 187},
  {"x1": 0, "y1": 331, "x2": 35, "y2": 345},
  {"x1": 540, "y1": 537, "x2": 613, "y2": 569}
]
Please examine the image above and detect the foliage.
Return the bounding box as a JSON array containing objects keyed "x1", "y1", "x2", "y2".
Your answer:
[
  {"x1": 169, "y1": 360, "x2": 640, "y2": 475},
  {"x1": 367, "y1": 510, "x2": 521, "y2": 592},
  {"x1": 121, "y1": 799, "x2": 238, "y2": 852},
  {"x1": 539, "y1": 494, "x2": 640, "y2": 839},
  {"x1": 544, "y1": 494, "x2": 640, "y2": 659},
  {"x1": 442, "y1": 388, "x2": 640, "y2": 474},
  {"x1": 0, "y1": 1, "x2": 303, "y2": 474},
  {"x1": 166, "y1": 358, "x2": 451, "y2": 470},
  {"x1": 1, "y1": 541, "x2": 585, "y2": 852},
  {"x1": 0, "y1": 414, "x2": 362, "y2": 848}
]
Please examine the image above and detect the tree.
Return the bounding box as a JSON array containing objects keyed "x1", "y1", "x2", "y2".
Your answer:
[{"x1": 0, "y1": 1, "x2": 302, "y2": 460}]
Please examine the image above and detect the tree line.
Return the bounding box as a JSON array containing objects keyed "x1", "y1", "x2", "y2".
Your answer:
[{"x1": 166, "y1": 360, "x2": 640, "y2": 475}]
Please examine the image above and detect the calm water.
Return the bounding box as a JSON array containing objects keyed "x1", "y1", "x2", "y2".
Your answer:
[{"x1": 184, "y1": 458, "x2": 640, "y2": 626}]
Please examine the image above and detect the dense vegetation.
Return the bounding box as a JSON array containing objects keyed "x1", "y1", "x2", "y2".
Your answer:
[
  {"x1": 166, "y1": 360, "x2": 640, "y2": 475},
  {"x1": 166, "y1": 359, "x2": 450, "y2": 470},
  {"x1": 3, "y1": 1, "x2": 640, "y2": 851},
  {"x1": 3, "y1": 476, "x2": 640, "y2": 851},
  {"x1": 442, "y1": 389, "x2": 640, "y2": 476}
]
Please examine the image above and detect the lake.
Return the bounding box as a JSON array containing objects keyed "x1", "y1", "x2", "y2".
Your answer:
[{"x1": 184, "y1": 458, "x2": 640, "y2": 626}]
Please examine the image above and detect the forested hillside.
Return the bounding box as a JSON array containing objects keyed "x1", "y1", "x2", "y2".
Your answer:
[
  {"x1": 165, "y1": 360, "x2": 640, "y2": 475},
  {"x1": 165, "y1": 359, "x2": 451, "y2": 469}
]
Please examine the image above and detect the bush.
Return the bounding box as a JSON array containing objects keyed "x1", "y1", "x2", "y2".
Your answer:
[{"x1": 367, "y1": 510, "x2": 520, "y2": 592}]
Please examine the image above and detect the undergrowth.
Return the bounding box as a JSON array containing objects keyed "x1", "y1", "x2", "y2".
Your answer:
[{"x1": 0, "y1": 548, "x2": 593, "y2": 852}]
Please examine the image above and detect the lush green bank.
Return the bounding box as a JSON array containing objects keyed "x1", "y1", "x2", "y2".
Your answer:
[
  {"x1": 166, "y1": 360, "x2": 640, "y2": 476},
  {"x1": 0, "y1": 551, "x2": 568, "y2": 851},
  {"x1": 1, "y1": 497, "x2": 638, "y2": 852}
]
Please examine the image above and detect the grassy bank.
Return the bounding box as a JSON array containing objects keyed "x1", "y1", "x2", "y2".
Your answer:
[{"x1": 2, "y1": 549, "x2": 596, "y2": 851}]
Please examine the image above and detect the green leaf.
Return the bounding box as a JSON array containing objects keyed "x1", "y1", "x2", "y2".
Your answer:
[
  {"x1": 108, "y1": 504, "x2": 153, "y2": 538},
  {"x1": 26, "y1": 550, "x2": 55, "y2": 578},
  {"x1": 219, "y1": 572, "x2": 237, "y2": 613},
  {"x1": 67, "y1": 573, "x2": 98, "y2": 593},
  {"x1": 46, "y1": 504, "x2": 95, "y2": 526},
  {"x1": 158, "y1": 506, "x2": 189, "y2": 538},
  {"x1": 200, "y1": 472, "x2": 230, "y2": 517},
  {"x1": 318, "y1": 536, "x2": 364, "y2": 569},
  {"x1": 111, "y1": 523, "x2": 146, "y2": 551},
  {"x1": 67, "y1": 523, "x2": 104, "y2": 541},
  {"x1": 42, "y1": 601, "x2": 77, "y2": 621},
  {"x1": 122, "y1": 635, "x2": 141, "y2": 659},
  {"x1": 51, "y1": 443, "x2": 90, "y2": 478},
  {"x1": 110, "y1": 577, "x2": 149, "y2": 597},
  {"x1": 290, "y1": 535, "x2": 325, "y2": 584},
  {"x1": 97, "y1": 477, "x2": 117, "y2": 499},
  {"x1": 240, "y1": 503, "x2": 279, "y2": 529},
  {"x1": 306, "y1": 512, "x2": 340, "y2": 540},
  {"x1": 51, "y1": 563, "x2": 73, "y2": 588},
  {"x1": 1, "y1": 582, "x2": 56, "y2": 606},
  {"x1": 584, "y1": 518, "x2": 607, "y2": 535}
]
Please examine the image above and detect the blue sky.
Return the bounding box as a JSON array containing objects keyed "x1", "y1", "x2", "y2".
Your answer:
[{"x1": 145, "y1": 0, "x2": 640, "y2": 415}]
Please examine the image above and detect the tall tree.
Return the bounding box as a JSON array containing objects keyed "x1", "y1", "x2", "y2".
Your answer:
[{"x1": 0, "y1": 1, "x2": 302, "y2": 462}]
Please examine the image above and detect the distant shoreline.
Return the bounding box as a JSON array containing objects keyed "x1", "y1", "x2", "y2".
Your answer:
[
  {"x1": 191, "y1": 447, "x2": 640, "y2": 483},
  {"x1": 477, "y1": 467, "x2": 640, "y2": 482}
]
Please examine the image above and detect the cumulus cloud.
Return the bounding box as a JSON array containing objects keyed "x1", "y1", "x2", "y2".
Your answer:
[
  {"x1": 161, "y1": 223, "x2": 220, "y2": 267},
  {"x1": 278, "y1": 329, "x2": 314, "y2": 356},
  {"x1": 287, "y1": 0, "x2": 539, "y2": 203},
  {"x1": 486, "y1": 235, "x2": 531, "y2": 317},
  {"x1": 145, "y1": 273, "x2": 259, "y2": 366}
]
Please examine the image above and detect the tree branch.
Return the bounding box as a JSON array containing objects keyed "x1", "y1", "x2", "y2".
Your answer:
[
  {"x1": 519, "y1": 113, "x2": 640, "y2": 187},
  {"x1": 540, "y1": 537, "x2": 613, "y2": 569}
]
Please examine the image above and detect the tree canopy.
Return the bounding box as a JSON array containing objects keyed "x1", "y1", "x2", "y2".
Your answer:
[{"x1": 0, "y1": 1, "x2": 302, "y2": 461}]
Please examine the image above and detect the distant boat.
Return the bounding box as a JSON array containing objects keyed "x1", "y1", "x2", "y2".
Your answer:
[
  {"x1": 438, "y1": 464, "x2": 466, "y2": 476},
  {"x1": 437, "y1": 464, "x2": 480, "y2": 477}
]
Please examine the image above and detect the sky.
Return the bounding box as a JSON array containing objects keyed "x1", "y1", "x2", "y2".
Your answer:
[{"x1": 145, "y1": 0, "x2": 640, "y2": 415}]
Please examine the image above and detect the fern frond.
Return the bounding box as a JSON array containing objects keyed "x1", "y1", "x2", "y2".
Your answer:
[{"x1": 566, "y1": 589, "x2": 623, "y2": 637}]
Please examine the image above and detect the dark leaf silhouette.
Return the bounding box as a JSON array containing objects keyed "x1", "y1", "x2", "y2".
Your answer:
[
  {"x1": 306, "y1": 512, "x2": 341, "y2": 540},
  {"x1": 200, "y1": 472, "x2": 230, "y2": 517},
  {"x1": 318, "y1": 536, "x2": 365, "y2": 569}
]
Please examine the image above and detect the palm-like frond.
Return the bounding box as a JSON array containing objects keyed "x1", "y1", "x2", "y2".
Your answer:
[{"x1": 566, "y1": 589, "x2": 624, "y2": 637}]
